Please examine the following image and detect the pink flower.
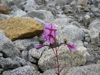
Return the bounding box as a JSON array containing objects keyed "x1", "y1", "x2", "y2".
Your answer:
[
  {"x1": 34, "y1": 44, "x2": 44, "y2": 49},
  {"x1": 67, "y1": 44, "x2": 76, "y2": 51},
  {"x1": 43, "y1": 35, "x2": 55, "y2": 44},
  {"x1": 43, "y1": 23, "x2": 57, "y2": 44}
]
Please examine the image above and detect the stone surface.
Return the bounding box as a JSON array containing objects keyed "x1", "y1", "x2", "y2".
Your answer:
[
  {"x1": 0, "y1": 5, "x2": 10, "y2": 14},
  {"x1": 0, "y1": 57, "x2": 20, "y2": 70},
  {"x1": 13, "y1": 36, "x2": 39, "y2": 51},
  {"x1": 51, "y1": 18, "x2": 74, "y2": 26},
  {"x1": 62, "y1": 25, "x2": 84, "y2": 43},
  {"x1": 14, "y1": 56, "x2": 27, "y2": 66},
  {"x1": 66, "y1": 64, "x2": 100, "y2": 75},
  {"x1": 11, "y1": 9, "x2": 26, "y2": 17},
  {"x1": 29, "y1": 45, "x2": 48, "y2": 59},
  {"x1": 23, "y1": 0, "x2": 36, "y2": 12},
  {"x1": 2, "y1": 66, "x2": 39, "y2": 75},
  {"x1": 88, "y1": 28, "x2": 100, "y2": 44},
  {"x1": 38, "y1": 45, "x2": 86, "y2": 72},
  {"x1": 42, "y1": 64, "x2": 100, "y2": 75},
  {"x1": 0, "y1": 30, "x2": 20, "y2": 58},
  {"x1": 86, "y1": 44, "x2": 100, "y2": 63},
  {"x1": 27, "y1": 10, "x2": 54, "y2": 21},
  {"x1": 0, "y1": 14, "x2": 10, "y2": 20},
  {"x1": 88, "y1": 19, "x2": 100, "y2": 31},
  {"x1": 0, "y1": 17, "x2": 43, "y2": 41}
]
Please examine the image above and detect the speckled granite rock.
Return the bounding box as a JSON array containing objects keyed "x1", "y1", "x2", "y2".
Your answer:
[
  {"x1": 38, "y1": 45, "x2": 86, "y2": 72},
  {"x1": 0, "y1": 17, "x2": 43, "y2": 40}
]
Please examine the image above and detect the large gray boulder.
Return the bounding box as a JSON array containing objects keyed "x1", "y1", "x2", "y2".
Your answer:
[
  {"x1": 2, "y1": 66, "x2": 39, "y2": 75},
  {"x1": 62, "y1": 25, "x2": 84, "y2": 43},
  {"x1": 42, "y1": 64, "x2": 100, "y2": 75},
  {"x1": 38, "y1": 45, "x2": 86, "y2": 72},
  {"x1": 66, "y1": 64, "x2": 100, "y2": 75},
  {"x1": 0, "y1": 30, "x2": 20, "y2": 58}
]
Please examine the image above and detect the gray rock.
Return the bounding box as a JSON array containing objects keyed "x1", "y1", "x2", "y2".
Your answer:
[
  {"x1": 85, "y1": 34, "x2": 89, "y2": 37},
  {"x1": 83, "y1": 14, "x2": 91, "y2": 28},
  {"x1": 21, "y1": 50, "x2": 29, "y2": 61},
  {"x1": 35, "y1": 0, "x2": 46, "y2": 5},
  {"x1": 85, "y1": 37, "x2": 91, "y2": 42},
  {"x1": 86, "y1": 44, "x2": 100, "y2": 63},
  {"x1": 0, "y1": 57, "x2": 20, "y2": 70},
  {"x1": 0, "y1": 30, "x2": 20, "y2": 58},
  {"x1": 13, "y1": 37, "x2": 39, "y2": 51},
  {"x1": 29, "y1": 46, "x2": 47, "y2": 59},
  {"x1": 56, "y1": 14, "x2": 67, "y2": 18},
  {"x1": 0, "y1": 53, "x2": 3, "y2": 57},
  {"x1": 0, "y1": 14, "x2": 10, "y2": 20},
  {"x1": 46, "y1": 0, "x2": 56, "y2": 7},
  {"x1": 28, "y1": 53, "x2": 38, "y2": 63},
  {"x1": 23, "y1": 0, "x2": 36, "y2": 12},
  {"x1": 83, "y1": 42, "x2": 89, "y2": 46},
  {"x1": 10, "y1": 5, "x2": 20, "y2": 11},
  {"x1": 2, "y1": 66, "x2": 38, "y2": 75},
  {"x1": 34, "y1": 17, "x2": 45, "y2": 27},
  {"x1": 42, "y1": 64, "x2": 100, "y2": 75},
  {"x1": 27, "y1": 10, "x2": 54, "y2": 21},
  {"x1": 51, "y1": 18, "x2": 74, "y2": 26},
  {"x1": 21, "y1": 50, "x2": 37, "y2": 63},
  {"x1": 88, "y1": 19, "x2": 100, "y2": 31},
  {"x1": 46, "y1": 6, "x2": 57, "y2": 16},
  {"x1": 88, "y1": 28, "x2": 100, "y2": 44},
  {"x1": 26, "y1": 61, "x2": 38, "y2": 70},
  {"x1": 1, "y1": 0, "x2": 25, "y2": 8},
  {"x1": 11, "y1": 9, "x2": 27, "y2": 17},
  {"x1": 14, "y1": 56, "x2": 27, "y2": 66},
  {"x1": 66, "y1": 64, "x2": 100, "y2": 75},
  {"x1": 41, "y1": 68, "x2": 56, "y2": 75},
  {"x1": 62, "y1": 25, "x2": 84, "y2": 43},
  {"x1": 38, "y1": 45, "x2": 86, "y2": 72}
]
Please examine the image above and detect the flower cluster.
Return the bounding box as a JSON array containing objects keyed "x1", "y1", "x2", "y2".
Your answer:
[{"x1": 34, "y1": 23, "x2": 76, "y2": 75}]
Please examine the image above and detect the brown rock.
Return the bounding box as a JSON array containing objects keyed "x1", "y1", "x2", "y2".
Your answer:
[
  {"x1": 0, "y1": 17, "x2": 43, "y2": 40},
  {"x1": 0, "y1": 5, "x2": 10, "y2": 14}
]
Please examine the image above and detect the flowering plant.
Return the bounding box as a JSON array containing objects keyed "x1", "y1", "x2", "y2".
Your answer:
[{"x1": 34, "y1": 23, "x2": 76, "y2": 75}]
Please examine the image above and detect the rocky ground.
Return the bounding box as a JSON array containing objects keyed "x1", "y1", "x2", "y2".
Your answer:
[{"x1": 0, "y1": 0, "x2": 100, "y2": 75}]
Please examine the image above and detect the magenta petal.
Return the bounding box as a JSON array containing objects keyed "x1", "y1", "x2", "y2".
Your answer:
[
  {"x1": 46, "y1": 36, "x2": 55, "y2": 44},
  {"x1": 43, "y1": 35, "x2": 55, "y2": 44},
  {"x1": 45, "y1": 23, "x2": 51, "y2": 29},
  {"x1": 43, "y1": 23, "x2": 57, "y2": 44},
  {"x1": 43, "y1": 29, "x2": 50, "y2": 36},
  {"x1": 34, "y1": 44, "x2": 44, "y2": 49},
  {"x1": 67, "y1": 44, "x2": 76, "y2": 51},
  {"x1": 51, "y1": 31, "x2": 57, "y2": 36}
]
